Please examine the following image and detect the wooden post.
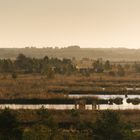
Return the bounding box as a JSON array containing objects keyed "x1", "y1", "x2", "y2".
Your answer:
[
  {"x1": 92, "y1": 103, "x2": 97, "y2": 110},
  {"x1": 79, "y1": 100, "x2": 86, "y2": 110},
  {"x1": 97, "y1": 104, "x2": 100, "y2": 110},
  {"x1": 75, "y1": 102, "x2": 78, "y2": 110}
]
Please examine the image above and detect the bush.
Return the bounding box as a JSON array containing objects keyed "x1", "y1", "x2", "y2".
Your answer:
[
  {"x1": 12, "y1": 72, "x2": 17, "y2": 79},
  {"x1": 70, "y1": 109, "x2": 79, "y2": 117},
  {"x1": 127, "y1": 98, "x2": 140, "y2": 105},
  {"x1": 0, "y1": 108, "x2": 22, "y2": 140},
  {"x1": 93, "y1": 110, "x2": 133, "y2": 140},
  {"x1": 117, "y1": 65, "x2": 125, "y2": 76}
]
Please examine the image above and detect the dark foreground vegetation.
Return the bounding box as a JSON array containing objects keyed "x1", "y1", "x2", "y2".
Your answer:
[{"x1": 0, "y1": 108, "x2": 139, "y2": 140}]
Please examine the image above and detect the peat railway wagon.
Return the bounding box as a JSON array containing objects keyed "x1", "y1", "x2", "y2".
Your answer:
[{"x1": 74, "y1": 100, "x2": 100, "y2": 110}]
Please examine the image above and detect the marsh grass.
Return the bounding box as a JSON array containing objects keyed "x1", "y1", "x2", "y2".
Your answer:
[{"x1": 0, "y1": 74, "x2": 139, "y2": 99}]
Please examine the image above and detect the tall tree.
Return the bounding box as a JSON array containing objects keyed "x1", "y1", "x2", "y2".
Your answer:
[
  {"x1": 0, "y1": 108, "x2": 22, "y2": 140},
  {"x1": 93, "y1": 59, "x2": 104, "y2": 73},
  {"x1": 93, "y1": 110, "x2": 132, "y2": 140},
  {"x1": 104, "y1": 60, "x2": 111, "y2": 70}
]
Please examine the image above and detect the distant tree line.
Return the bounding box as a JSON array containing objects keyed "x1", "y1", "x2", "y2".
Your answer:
[
  {"x1": 79, "y1": 59, "x2": 125, "y2": 77},
  {"x1": 0, "y1": 54, "x2": 140, "y2": 77},
  {"x1": 0, "y1": 54, "x2": 76, "y2": 76},
  {"x1": 92, "y1": 59, "x2": 140, "y2": 76}
]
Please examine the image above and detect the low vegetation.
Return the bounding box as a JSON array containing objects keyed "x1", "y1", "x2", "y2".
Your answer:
[{"x1": 0, "y1": 109, "x2": 139, "y2": 140}]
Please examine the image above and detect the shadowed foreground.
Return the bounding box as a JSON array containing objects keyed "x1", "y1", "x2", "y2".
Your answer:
[{"x1": 0, "y1": 109, "x2": 139, "y2": 140}]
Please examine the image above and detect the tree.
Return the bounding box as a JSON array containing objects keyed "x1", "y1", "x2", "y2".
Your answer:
[
  {"x1": 15, "y1": 54, "x2": 34, "y2": 73},
  {"x1": 0, "y1": 108, "x2": 22, "y2": 140},
  {"x1": 47, "y1": 69, "x2": 55, "y2": 78},
  {"x1": 134, "y1": 63, "x2": 140, "y2": 73},
  {"x1": 93, "y1": 110, "x2": 132, "y2": 140},
  {"x1": 117, "y1": 65, "x2": 125, "y2": 76},
  {"x1": 15, "y1": 54, "x2": 27, "y2": 70},
  {"x1": 93, "y1": 59, "x2": 104, "y2": 73},
  {"x1": 11, "y1": 72, "x2": 17, "y2": 79},
  {"x1": 104, "y1": 60, "x2": 111, "y2": 70},
  {"x1": 1, "y1": 59, "x2": 13, "y2": 73},
  {"x1": 45, "y1": 67, "x2": 55, "y2": 79}
]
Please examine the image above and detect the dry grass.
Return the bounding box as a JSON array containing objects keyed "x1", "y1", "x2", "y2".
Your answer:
[{"x1": 0, "y1": 73, "x2": 140, "y2": 99}]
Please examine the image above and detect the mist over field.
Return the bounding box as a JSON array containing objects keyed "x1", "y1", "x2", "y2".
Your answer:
[{"x1": 1, "y1": 46, "x2": 140, "y2": 61}]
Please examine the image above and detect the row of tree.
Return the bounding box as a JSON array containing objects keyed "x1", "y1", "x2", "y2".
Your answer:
[
  {"x1": 0, "y1": 54, "x2": 76, "y2": 76},
  {"x1": 92, "y1": 59, "x2": 140, "y2": 76},
  {"x1": 0, "y1": 54, "x2": 140, "y2": 77}
]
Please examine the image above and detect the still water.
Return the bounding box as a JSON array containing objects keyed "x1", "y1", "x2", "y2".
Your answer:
[
  {"x1": 68, "y1": 94, "x2": 140, "y2": 99},
  {"x1": 0, "y1": 94, "x2": 140, "y2": 110}
]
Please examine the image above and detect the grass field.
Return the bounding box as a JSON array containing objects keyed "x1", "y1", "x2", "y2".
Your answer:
[{"x1": 0, "y1": 73, "x2": 140, "y2": 99}]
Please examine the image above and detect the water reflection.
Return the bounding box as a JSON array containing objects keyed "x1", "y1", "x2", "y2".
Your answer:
[
  {"x1": 0, "y1": 104, "x2": 76, "y2": 110},
  {"x1": 0, "y1": 94, "x2": 139, "y2": 110},
  {"x1": 0, "y1": 99, "x2": 139, "y2": 110},
  {"x1": 69, "y1": 94, "x2": 140, "y2": 99}
]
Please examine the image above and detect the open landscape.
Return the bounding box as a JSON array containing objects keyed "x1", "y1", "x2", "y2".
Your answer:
[
  {"x1": 0, "y1": 51, "x2": 139, "y2": 139},
  {"x1": 1, "y1": 0, "x2": 140, "y2": 139}
]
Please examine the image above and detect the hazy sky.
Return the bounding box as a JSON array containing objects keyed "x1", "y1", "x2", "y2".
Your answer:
[{"x1": 0, "y1": 0, "x2": 140, "y2": 48}]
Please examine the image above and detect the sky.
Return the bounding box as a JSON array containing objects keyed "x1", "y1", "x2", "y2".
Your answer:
[{"x1": 0, "y1": 0, "x2": 140, "y2": 48}]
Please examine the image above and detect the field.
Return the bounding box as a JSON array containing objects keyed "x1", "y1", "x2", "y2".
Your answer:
[
  {"x1": 0, "y1": 72, "x2": 140, "y2": 139},
  {"x1": 0, "y1": 73, "x2": 140, "y2": 99}
]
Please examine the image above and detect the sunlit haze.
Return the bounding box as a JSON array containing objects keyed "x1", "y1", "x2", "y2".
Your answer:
[{"x1": 0, "y1": 0, "x2": 140, "y2": 48}]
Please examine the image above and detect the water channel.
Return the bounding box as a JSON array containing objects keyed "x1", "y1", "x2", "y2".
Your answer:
[{"x1": 0, "y1": 94, "x2": 139, "y2": 110}]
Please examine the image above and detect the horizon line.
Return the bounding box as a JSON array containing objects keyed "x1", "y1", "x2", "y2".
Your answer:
[{"x1": 0, "y1": 46, "x2": 140, "y2": 50}]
